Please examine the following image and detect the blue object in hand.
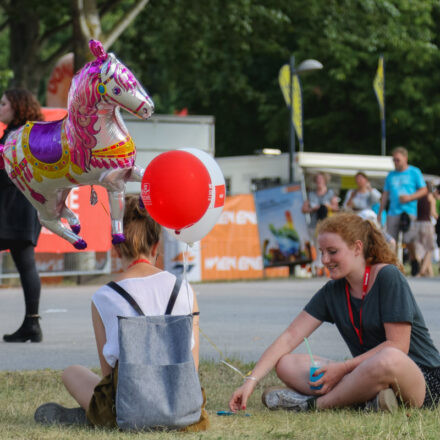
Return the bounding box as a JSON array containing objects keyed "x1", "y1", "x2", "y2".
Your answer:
[{"x1": 310, "y1": 365, "x2": 324, "y2": 390}]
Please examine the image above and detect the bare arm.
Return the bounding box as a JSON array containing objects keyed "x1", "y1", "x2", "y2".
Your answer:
[
  {"x1": 328, "y1": 195, "x2": 340, "y2": 212},
  {"x1": 377, "y1": 190, "x2": 389, "y2": 222},
  {"x1": 302, "y1": 200, "x2": 313, "y2": 213},
  {"x1": 229, "y1": 311, "x2": 322, "y2": 411},
  {"x1": 399, "y1": 186, "x2": 428, "y2": 204},
  {"x1": 312, "y1": 322, "x2": 411, "y2": 394},
  {"x1": 429, "y1": 193, "x2": 438, "y2": 219},
  {"x1": 91, "y1": 303, "x2": 113, "y2": 378},
  {"x1": 344, "y1": 322, "x2": 410, "y2": 373}
]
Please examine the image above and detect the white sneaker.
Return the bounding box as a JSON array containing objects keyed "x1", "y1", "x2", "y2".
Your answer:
[
  {"x1": 365, "y1": 388, "x2": 398, "y2": 413},
  {"x1": 262, "y1": 386, "x2": 315, "y2": 411}
]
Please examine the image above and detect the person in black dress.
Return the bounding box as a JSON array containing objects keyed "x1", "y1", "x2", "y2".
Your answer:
[{"x1": 0, "y1": 88, "x2": 44, "y2": 342}]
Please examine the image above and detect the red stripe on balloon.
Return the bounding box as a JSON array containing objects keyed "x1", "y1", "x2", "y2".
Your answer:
[{"x1": 214, "y1": 185, "x2": 225, "y2": 208}]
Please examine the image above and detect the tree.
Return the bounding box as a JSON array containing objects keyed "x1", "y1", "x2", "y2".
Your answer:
[
  {"x1": 1, "y1": 0, "x2": 439, "y2": 173},
  {"x1": 0, "y1": 0, "x2": 149, "y2": 97},
  {"x1": 114, "y1": 0, "x2": 440, "y2": 173}
]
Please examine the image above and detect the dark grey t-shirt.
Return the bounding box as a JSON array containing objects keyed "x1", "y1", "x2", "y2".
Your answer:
[{"x1": 304, "y1": 264, "x2": 440, "y2": 368}]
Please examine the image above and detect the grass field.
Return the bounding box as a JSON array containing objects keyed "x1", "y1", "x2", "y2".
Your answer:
[{"x1": 1, "y1": 360, "x2": 440, "y2": 440}]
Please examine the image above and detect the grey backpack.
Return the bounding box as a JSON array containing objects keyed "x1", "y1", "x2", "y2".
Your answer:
[{"x1": 107, "y1": 277, "x2": 203, "y2": 431}]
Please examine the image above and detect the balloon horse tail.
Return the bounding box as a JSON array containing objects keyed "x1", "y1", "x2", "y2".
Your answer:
[{"x1": 0, "y1": 40, "x2": 154, "y2": 249}]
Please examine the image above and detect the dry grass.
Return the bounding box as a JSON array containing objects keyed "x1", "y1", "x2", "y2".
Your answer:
[{"x1": 1, "y1": 360, "x2": 440, "y2": 439}]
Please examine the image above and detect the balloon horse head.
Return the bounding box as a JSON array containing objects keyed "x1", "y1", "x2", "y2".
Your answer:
[{"x1": 0, "y1": 40, "x2": 154, "y2": 249}]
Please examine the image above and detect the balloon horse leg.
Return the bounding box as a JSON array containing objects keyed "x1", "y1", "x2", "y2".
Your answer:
[
  {"x1": 38, "y1": 190, "x2": 87, "y2": 249},
  {"x1": 108, "y1": 190, "x2": 126, "y2": 244},
  {"x1": 128, "y1": 165, "x2": 145, "y2": 183}
]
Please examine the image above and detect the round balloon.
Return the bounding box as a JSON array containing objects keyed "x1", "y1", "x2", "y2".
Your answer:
[
  {"x1": 141, "y1": 150, "x2": 212, "y2": 230},
  {"x1": 164, "y1": 148, "x2": 225, "y2": 244}
]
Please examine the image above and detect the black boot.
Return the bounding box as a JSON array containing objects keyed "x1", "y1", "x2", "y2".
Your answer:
[
  {"x1": 410, "y1": 259, "x2": 420, "y2": 277},
  {"x1": 3, "y1": 315, "x2": 42, "y2": 343}
]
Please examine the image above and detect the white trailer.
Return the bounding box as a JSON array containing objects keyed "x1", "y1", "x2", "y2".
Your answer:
[{"x1": 124, "y1": 113, "x2": 215, "y2": 193}]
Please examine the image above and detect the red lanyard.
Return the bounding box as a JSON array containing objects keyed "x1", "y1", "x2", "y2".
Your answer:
[
  {"x1": 345, "y1": 266, "x2": 371, "y2": 345},
  {"x1": 128, "y1": 258, "x2": 151, "y2": 269}
]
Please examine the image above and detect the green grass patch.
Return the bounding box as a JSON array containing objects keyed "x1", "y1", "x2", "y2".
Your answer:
[{"x1": 1, "y1": 360, "x2": 440, "y2": 439}]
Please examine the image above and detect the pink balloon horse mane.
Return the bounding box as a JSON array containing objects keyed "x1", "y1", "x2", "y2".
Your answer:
[{"x1": 0, "y1": 40, "x2": 154, "y2": 249}]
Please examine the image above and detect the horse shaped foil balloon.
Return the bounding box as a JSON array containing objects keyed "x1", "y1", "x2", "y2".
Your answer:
[{"x1": 0, "y1": 40, "x2": 154, "y2": 249}]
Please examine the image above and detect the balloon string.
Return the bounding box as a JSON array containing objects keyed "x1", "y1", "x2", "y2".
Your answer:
[
  {"x1": 198, "y1": 326, "x2": 252, "y2": 379},
  {"x1": 181, "y1": 243, "x2": 250, "y2": 379},
  {"x1": 183, "y1": 243, "x2": 191, "y2": 314},
  {"x1": 100, "y1": 200, "x2": 109, "y2": 216}
]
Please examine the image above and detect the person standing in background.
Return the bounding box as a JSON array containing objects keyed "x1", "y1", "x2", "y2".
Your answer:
[
  {"x1": 414, "y1": 182, "x2": 437, "y2": 277},
  {"x1": 343, "y1": 172, "x2": 382, "y2": 212},
  {"x1": 302, "y1": 172, "x2": 339, "y2": 276},
  {"x1": 377, "y1": 147, "x2": 427, "y2": 276},
  {"x1": 0, "y1": 88, "x2": 43, "y2": 342}
]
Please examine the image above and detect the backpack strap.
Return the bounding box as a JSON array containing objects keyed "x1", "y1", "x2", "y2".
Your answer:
[
  {"x1": 107, "y1": 276, "x2": 183, "y2": 316},
  {"x1": 165, "y1": 275, "x2": 182, "y2": 315},
  {"x1": 107, "y1": 281, "x2": 145, "y2": 316}
]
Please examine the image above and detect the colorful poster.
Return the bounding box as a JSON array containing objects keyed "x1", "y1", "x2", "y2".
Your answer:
[
  {"x1": 254, "y1": 184, "x2": 312, "y2": 268},
  {"x1": 162, "y1": 231, "x2": 202, "y2": 282}
]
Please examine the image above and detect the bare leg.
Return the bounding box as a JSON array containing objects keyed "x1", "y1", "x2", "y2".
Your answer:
[
  {"x1": 407, "y1": 242, "x2": 417, "y2": 262},
  {"x1": 62, "y1": 365, "x2": 101, "y2": 410},
  {"x1": 276, "y1": 353, "x2": 332, "y2": 396},
  {"x1": 419, "y1": 251, "x2": 433, "y2": 277},
  {"x1": 276, "y1": 347, "x2": 426, "y2": 409},
  {"x1": 38, "y1": 191, "x2": 86, "y2": 249}
]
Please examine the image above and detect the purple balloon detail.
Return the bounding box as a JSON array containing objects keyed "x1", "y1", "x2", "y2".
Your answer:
[
  {"x1": 28, "y1": 120, "x2": 63, "y2": 163},
  {"x1": 112, "y1": 233, "x2": 126, "y2": 244},
  {"x1": 70, "y1": 224, "x2": 81, "y2": 234},
  {"x1": 73, "y1": 239, "x2": 87, "y2": 250}
]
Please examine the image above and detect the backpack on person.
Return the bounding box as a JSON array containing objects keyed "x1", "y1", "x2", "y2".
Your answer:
[
  {"x1": 399, "y1": 212, "x2": 411, "y2": 233},
  {"x1": 106, "y1": 277, "x2": 203, "y2": 431}
]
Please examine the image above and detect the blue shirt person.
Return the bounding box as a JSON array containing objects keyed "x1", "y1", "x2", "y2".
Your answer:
[{"x1": 377, "y1": 147, "x2": 427, "y2": 275}]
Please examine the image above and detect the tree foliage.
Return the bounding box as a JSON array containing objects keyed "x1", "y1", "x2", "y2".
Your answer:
[
  {"x1": 112, "y1": 0, "x2": 440, "y2": 173},
  {"x1": 1, "y1": 0, "x2": 439, "y2": 173},
  {"x1": 0, "y1": 0, "x2": 147, "y2": 95}
]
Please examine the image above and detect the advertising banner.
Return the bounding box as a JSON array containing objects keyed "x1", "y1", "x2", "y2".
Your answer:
[
  {"x1": 200, "y1": 194, "x2": 287, "y2": 280},
  {"x1": 254, "y1": 184, "x2": 312, "y2": 268}
]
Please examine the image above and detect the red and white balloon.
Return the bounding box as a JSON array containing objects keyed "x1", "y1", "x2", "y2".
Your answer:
[{"x1": 141, "y1": 148, "x2": 225, "y2": 244}]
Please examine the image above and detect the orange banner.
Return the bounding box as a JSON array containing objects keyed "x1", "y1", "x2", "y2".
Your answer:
[
  {"x1": 35, "y1": 185, "x2": 112, "y2": 253},
  {"x1": 201, "y1": 194, "x2": 288, "y2": 280}
]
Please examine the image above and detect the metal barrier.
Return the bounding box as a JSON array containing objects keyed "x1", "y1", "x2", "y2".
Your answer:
[{"x1": 0, "y1": 251, "x2": 112, "y2": 279}]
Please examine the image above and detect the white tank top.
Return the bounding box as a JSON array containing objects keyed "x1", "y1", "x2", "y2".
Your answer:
[{"x1": 92, "y1": 271, "x2": 194, "y2": 368}]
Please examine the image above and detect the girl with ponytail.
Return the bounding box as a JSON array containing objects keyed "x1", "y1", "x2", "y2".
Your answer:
[{"x1": 230, "y1": 212, "x2": 440, "y2": 414}]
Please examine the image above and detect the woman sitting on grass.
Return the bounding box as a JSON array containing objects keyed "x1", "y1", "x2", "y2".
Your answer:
[
  {"x1": 34, "y1": 195, "x2": 208, "y2": 430},
  {"x1": 229, "y1": 212, "x2": 440, "y2": 413}
]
